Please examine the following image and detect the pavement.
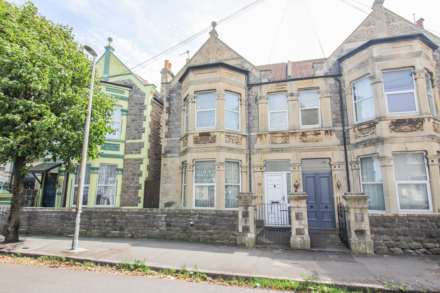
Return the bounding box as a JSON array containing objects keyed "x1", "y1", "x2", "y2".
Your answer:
[
  {"x1": 1, "y1": 236, "x2": 440, "y2": 291},
  {"x1": 0, "y1": 263, "x2": 276, "y2": 293}
]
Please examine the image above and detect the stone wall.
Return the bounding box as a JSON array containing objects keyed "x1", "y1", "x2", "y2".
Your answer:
[
  {"x1": 370, "y1": 214, "x2": 440, "y2": 255},
  {"x1": 0, "y1": 208, "x2": 238, "y2": 245}
]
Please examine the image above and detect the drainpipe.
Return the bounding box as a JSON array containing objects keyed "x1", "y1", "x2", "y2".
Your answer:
[
  {"x1": 334, "y1": 63, "x2": 351, "y2": 192},
  {"x1": 245, "y1": 73, "x2": 253, "y2": 193}
]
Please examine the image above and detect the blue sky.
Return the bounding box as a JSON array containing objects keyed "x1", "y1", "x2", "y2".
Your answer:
[{"x1": 9, "y1": 0, "x2": 440, "y2": 85}]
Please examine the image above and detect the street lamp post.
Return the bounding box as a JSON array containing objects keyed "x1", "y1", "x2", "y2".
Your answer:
[{"x1": 71, "y1": 45, "x2": 98, "y2": 251}]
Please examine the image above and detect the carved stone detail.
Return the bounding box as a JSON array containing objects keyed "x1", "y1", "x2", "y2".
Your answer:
[
  {"x1": 389, "y1": 118, "x2": 424, "y2": 133},
  {"x1": 181, "y1": 135, "x2": 188, "y2": 147},
  {"x1": 353, "y1": 121, "x2": 377, "y2": 138},
  {"x1": 433, "y1": 121, "x2": 440, "y2": 134},
  {"x1": 225, "y1": 133, "x2": 242, "y2": 145},
  {"x1": 299, "y1": 130, "x2": 322, "y2": 143},
  {"x1": 270, "y1": 133, "x2": 289, "y2": 144},
  {"x1": 193, "y1": 133, "x2": 216, "y2": 144}
]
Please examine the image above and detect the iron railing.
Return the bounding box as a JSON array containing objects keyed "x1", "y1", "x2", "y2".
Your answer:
[
  {"x1": 337, "y1": 200, "x2": 349, "y2": 247},
  {"x1": 256, "y1": 203, "x2": 291, "y2": 227}
]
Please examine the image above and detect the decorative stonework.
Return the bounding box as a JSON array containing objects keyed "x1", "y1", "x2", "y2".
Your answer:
[
  {"x1": 353, "y1": 121, "x2": 377, "y2": 138},
  {"x1": 181, "y1": 135, "x2": 188, "y2": 147},
  {"x1": 225, "y1": 133, "x2": 242, "y2": 145},
  {"x1": 433, "y1": 121, "x2": 440, "y2": 133},
  {"x1": 193, "y1": 133, "x2": 216, "y2": 144},
  {"x1": 389, "y1": 118, "x2": 424, "y2": 133},
  {"x1": 270, "y1": 133, "x2": 289, "y2": 144},
  {"x1": 299, "y1": 130, "x2": 322, "y2": 143}
]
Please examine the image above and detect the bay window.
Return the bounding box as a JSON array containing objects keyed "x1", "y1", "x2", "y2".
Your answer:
[
  {"x1": 426, "y1": 72, "x2": 438, "y2": 117},
  {"x1": 225, "y1": 161, "x2": 240, "y2": 208},
  {"x1": 360, "y1": 156, "x2": 385, "y2": 211},
  {"x1": 224, "y1": 91, "x2": 240, "y2": 130},
  {"x1": 183, "y1": 97, "x2": 189, "y2": 133},
  {"x1": 299, "y1": 89, "x2": 320, "y2": 128},
  {"x1": 393, "y1": 152, "x2": 431, "y2": 211},
  {"x1": 96, "y1": 164, "x2": 117, "y2": 206},
  {"x1": 194, "y1": 161, "x2": 215, "y2": 208},
  {"x1": 73, "y1": 165, "x2": 90, "y2": 206},
  {"x1": 383, "y1": 69, "x2": 417, "y2": 113},
  {"x1": 268, "y1": 92, "x2": 288, "y2": 131},
  {"x1": 106, "y1": 108, "x2": 122, "y2": 139},
  {"x1": 196, "y1": 91, "x2": 216, "y2": 129},
  {"x1": 353, "y1": 76, "x2": 375, "y2": 123}
]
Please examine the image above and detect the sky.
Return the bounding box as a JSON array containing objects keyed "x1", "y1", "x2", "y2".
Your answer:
[{"x1": 8, "y1": 0, "x2": 440, "y2": 86}]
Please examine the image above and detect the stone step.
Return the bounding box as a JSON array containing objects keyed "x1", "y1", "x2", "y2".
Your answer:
[{"x1": 309, "y1": 229, "x2": 349, "y2": 252}]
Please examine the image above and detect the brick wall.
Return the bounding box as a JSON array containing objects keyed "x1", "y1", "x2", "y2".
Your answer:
[
  {"x1": 0, "y1": 208, "x2": 239, "y2": 245},
  {"x1": 370, "y1": 214, "x2": 440, "y2": 255}
]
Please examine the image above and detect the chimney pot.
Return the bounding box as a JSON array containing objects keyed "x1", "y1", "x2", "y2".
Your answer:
[{"x1": 416, "y1": 18, "x2": 425, "y2": 29}]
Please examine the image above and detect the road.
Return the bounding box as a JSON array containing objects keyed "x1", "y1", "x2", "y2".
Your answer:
[{"x1": 0, "y1": 263, "x2": 276, "y2": 293}]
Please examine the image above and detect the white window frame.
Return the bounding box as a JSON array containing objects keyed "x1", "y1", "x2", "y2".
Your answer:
[
  {"x1": 106, "y1": 107, "x2": 122, "y2": 140},
  {"x1": 352, "y1": 75, "x2": 375, "y2": 124},
  {"x1": 95, "y1": 164, "x2": 118, "y2": 207},
  {"x1": 195, "y1": 91, "x2": 216, "y2": 130},
  {"x1": 393, "y1": 152, "x2": 433, "y2": 213},
  {"x1": 72, "y1": 165, "x2": 90, "y2": 207},
  {"x1": 359, "y1": 155, "x2": 385, "y2": 213},
  {"x1": 299, "y1": 89, "x2": 321, "y2": 129},
  {"x1": 193, "y1": 160, "x2": 216, "y2": 209},
  {"x1": 224, "y1": 160, "x2": 241, "y2": 209},
  {"x1": 224, "y1": 91, "x2": 240, "y2": 131},
  {"x1": 383, "y1": 68, "x2": 419, "y2": 115},
  {"x1": 181, "y1": 162, "x2": 187, "y2": 208},
  {"x1": 426, "y1": 71, "x2": 438, "y2": 117},
  {"x1": 268, "y1": 92, "x2": 288, "y2": 131},
  {"x1": 182, "y1": 97, "x2": 189, "y2": 133}
]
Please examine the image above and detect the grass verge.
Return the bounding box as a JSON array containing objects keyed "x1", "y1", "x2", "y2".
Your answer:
[{"x1": 0, "y1": 253, "x2": 383, "y2": 292}]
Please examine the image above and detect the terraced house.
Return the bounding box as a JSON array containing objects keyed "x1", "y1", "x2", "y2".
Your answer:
[
  {"x1": 160, "y1": 1, "x2": 440, "y2": 252},
  {"x1": 1, "y1": 40, "x2": 162, "y2": 209}
]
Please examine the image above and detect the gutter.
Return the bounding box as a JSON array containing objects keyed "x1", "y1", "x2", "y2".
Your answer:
[
  {"x1": 246, "y1": 73, "x2": 253, "y2": 192},
  {"x1": 248, "y1": 74, "x2": 342, "y2": 87}
]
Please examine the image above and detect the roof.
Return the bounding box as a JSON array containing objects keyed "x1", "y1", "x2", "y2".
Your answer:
[
  {"x1": 100, "y1": 80, "x2": 132, "y2": 89},
  {"x1": 255, "y1": 58, "x2": 327, "y2": 82},
  {"x1": 30, "y1": 162, "x2": 61, "y2": 173},
  {"x1": 179, "y1": 62, "x2": 249, "y2": 82}
]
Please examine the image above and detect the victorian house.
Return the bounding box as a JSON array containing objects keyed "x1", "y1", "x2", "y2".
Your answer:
[{"x1": 159, "y1": 0, "x2": 440, "y2": 236}]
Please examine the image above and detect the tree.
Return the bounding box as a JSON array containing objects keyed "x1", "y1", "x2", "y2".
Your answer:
[{"x1": 0, "y1": 1, "x2": 114, "y2": 242}]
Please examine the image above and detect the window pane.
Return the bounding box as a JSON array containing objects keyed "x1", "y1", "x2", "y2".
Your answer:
[
  {"x1": 384, "y1": 70, "x2": 414, "y2": 92},
  {"x1": 270, "y1": 112, "x2": 288, "y2": 130},
  {"x1": 355, "y1": 98, "x2": 375, "y2": 122},
  {"x1": 353, "y1": 77, "x2": 373, "y2": 101},
  {"x1": 225, "y1": 111, "x2": 239, "y2": 130},
  {"x1": 194, "y1": 185, "x2": 215, "y2": 208},
  {"x1": 301, "y1": 108, "x2": 319, "y2": 126},
  {"x1": 107, "y1": 109, "x2": 122, "y2": 139},
  {"x1": 194, "y1": 161, "x2": 215, "y2": 183},
  {"x1": 363, "y1": 184, "x2": 385, "y2": 211},
  {"x1": 197, "y1": 110, "x2": 215, "y2": 128},
  {"x1": 196, "y1": 92, "x2": 216, "y2": 110},
  {"x1": 265, "y1": 160, "x2": 290, "y2": 172},
  {"x1": 96, "y1": 165, "x2": 117, "y2": 206},
  {"x1": 398, "y1": 183, "x2": 429, "y2": 210},
  {"x1": 225, "y1": 185, "x2": 239, "y2": 208},
  {"x1": 360, "y1": 157, "x2": 382, "y2": 182},
  {"x1": 225, "y1": 161, "x2": 240, "y2": 184},
  {"x1": 394, "y1": 153, "x2": 427, "y2": 181},
  {"x1": 299, "y1": 90, "x2": 319, "y2": 108},
  {"x1": 225, "y1": 92, "x2": 239, "y2": 111},
  {"x1": 268, "y1": 93, "x2": 287, "y2": 111},
  {"x1": 387, "y1": 92, "x2": 416, "y2": 113},
  {"x1": 426, "y1": 74, "x2": 437, "y2": 116}
]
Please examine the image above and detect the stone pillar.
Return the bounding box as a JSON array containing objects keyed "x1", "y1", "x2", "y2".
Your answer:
[
  {"x1": 288, "y1": 92, "x2": 299, "y2": 130},
  {"x1": 427, "y1": 154, "x2": 440, "y2": 212},
  {"x1": 343, "y1": 192, "x2": 374, "y2": 255},
  {"x1": 237, "y1": 192, "x2": 256, "y2": 248},
  {"x1": 379, "y1": 155, "x2": 396, "y2": 212},
  {"x1": 288, "y1": 192, "x2": 310, "y2": 249}
]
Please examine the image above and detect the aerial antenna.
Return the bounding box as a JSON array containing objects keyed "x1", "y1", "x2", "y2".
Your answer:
[{"x1": 180, "y1": 50, "x2": 190, "y2": 63}]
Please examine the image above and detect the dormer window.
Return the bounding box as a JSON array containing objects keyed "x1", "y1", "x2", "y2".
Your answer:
[
  {"x1": 196, "y1": 91, "x2": 216, "y2": 129},
  {"x1": 383, "y1": 69, "x2": 417, "y2": 114}
]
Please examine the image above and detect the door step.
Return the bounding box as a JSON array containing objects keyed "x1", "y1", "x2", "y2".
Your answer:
[{"x1": 309, "y1": 229, "x2": 349, "y2": 253}]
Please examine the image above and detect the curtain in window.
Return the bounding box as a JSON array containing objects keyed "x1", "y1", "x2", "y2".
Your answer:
[
  {"x1": 194, "y1": 161, "x2": 215, "y2": 208},
  {"x1": 268, "y1": 93, "x2": 288, "y2": 130},
  {"x1": 196, "y1": 92, "x2": 216, "y2": 129},
  {"x1": 225, "y1": 161, "x2": 240, "y2": 208},
  {"x1": 360, "y1": 156, "x2": 385, "y2": 211},
  {"x1": 96, "y1": 165, "x2": 117, "y2": 206},
  {"x1": 393, "y1": 153, "x2": 430, "y2": 210},
  {"x1": 225, "y1": 92, "x2": 240, "y2": 130},
  {"x1": 353, "y1": 77, "x2": 375, "y2": 122}
]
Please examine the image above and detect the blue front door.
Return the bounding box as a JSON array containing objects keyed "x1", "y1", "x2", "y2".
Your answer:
[{"x1": 303, "y1": 172, "x2": 336, "y2": 229}]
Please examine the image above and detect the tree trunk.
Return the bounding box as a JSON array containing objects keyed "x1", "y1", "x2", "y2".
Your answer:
[{"x1": 2, "y1": 157, "x2": 26, "y2": 243}]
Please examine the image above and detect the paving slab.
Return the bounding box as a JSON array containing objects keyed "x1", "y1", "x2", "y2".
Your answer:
[{"x1": 1, "y1": 236, "x2": 440, "y2": 291}]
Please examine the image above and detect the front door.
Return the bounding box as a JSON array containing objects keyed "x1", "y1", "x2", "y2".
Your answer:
[
  {"x1": 303, "y1": 172, "x2": 335, "y2": 229},
  {"x1": 264, "y1": 173, "x2": 289, "y2": 227},
  {"x1": 42, "y1": 173, "x2": 57, "y2": 207}
]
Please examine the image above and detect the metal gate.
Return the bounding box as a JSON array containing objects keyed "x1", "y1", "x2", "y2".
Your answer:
[
  {"x1": 337, "y1": 199, "x2": 349, "y2": 248},
  {"x1": 256, "y1": 203, "x2": 291, "y2": 246}
]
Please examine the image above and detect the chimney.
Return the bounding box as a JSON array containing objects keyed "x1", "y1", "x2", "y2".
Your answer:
[
  {"x1": 161, "y1": 59, "x2": 174, "y2": 94},
  {"x1": 416, "y1": 18, "x2": 425, "y2": 29},
  {"x1": 372, "y1": 0, "x2": 384, "y2": 10}
]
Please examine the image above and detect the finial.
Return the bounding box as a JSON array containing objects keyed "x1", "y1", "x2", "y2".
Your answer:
[
  {"x1": 105, "y1": 36, "x2": 114, "y2": 52},
  {"x1": 209, "y1": 21, "x2": 218, "y2": 38},
  {"x1": 372, "y1": 0, "x2": 384, "y2": 9}
]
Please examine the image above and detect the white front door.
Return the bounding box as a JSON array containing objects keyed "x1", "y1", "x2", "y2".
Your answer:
[{"x1": 264, "y1": 173, "x2": 289, "y2": 227}]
